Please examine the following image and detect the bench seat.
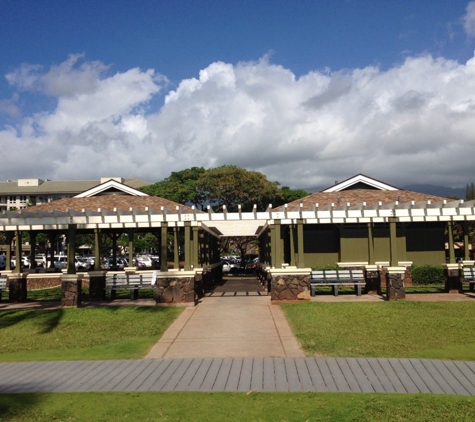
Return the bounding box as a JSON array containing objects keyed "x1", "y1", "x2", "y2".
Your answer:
[
  {"x1": 310, "y1": 269, "x2": 365, "y2": 297},
  {"x1": 105, "y1": 273, "x2": 153, "y2": 300},
  {"x1": 462, "y1": 267, "x2": 475, "y2": 293}
]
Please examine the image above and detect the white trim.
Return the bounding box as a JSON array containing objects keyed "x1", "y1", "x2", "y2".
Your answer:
[
  {"x1": 323, "y1": 174, "x2": 398, "y2": 192},
  {"x1": 74, "y1": 180, "x2": 148, "y2": 198}
]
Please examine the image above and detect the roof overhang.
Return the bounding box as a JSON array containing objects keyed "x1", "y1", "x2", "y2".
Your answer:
[{"x1": 1, "y1": 199, "x2": 475, "y2": 234}]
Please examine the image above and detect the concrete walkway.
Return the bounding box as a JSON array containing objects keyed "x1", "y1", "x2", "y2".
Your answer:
[
  {"x1": 1, "y1": 357, "x2": 475, "y2": 394},
  {"x1": 146, "y1": 279, "x2": 304, "y2": 358}
]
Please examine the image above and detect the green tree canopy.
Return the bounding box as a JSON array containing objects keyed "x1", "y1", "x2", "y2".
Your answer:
[
  {"x1": 140, "y1": 167, "x2": 207, "y2": 209},
  {"x1": 144, "y1": 165, "x2": 310, "y2": 212},
  {"x1": 274, "y1": 186, "x2": 310, "y2": 206},
  {"x1": 197, "y1": 165, "x2": 281, "y2": 212}
]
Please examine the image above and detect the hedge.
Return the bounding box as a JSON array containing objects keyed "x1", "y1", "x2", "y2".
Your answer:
[{"x1": 411, "y1": 265, "x2": 445, "y2": 285}]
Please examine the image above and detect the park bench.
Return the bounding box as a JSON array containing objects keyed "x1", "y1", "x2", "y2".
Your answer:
[
  {"x1": 105, "y1": 273, "x2": 153, "y2": 300},
  {"x1": 310, "y1": 269, "x2": 366, "y2": 297},
  {"x1": 462, "y1": 267, "x2": 475, "y2": 293},
  {"x1": 0, "y1": 276, "x2": 6, "y2": 301}
]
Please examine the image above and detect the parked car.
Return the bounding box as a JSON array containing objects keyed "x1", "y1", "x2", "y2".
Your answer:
[
  {"x1": 221, "y1": 259, "x2": 231, "y2": 273},
  {"x1": 54, "y1": 256, "x2": 68, "y2": 269},
  {"x1": 245, "y1": 257, "x2": 259, "y2": 273},
  {"x1": 75, "y1": 257, "x2": 91, "y2": 271}
]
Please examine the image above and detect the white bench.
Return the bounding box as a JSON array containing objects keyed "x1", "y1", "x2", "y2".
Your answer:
[
  {"x1": 105, "y1": 273, "x2": 153, "y2": 300},
  {"x1": 463, "y1": 267, "x2": 475, "y2": 293},
  {"x1": 0, "y1": 277, "x2": 6, "y2": 301},
  {"x1": 310, "y1": 269, "x2": 366, "y2": 297}
]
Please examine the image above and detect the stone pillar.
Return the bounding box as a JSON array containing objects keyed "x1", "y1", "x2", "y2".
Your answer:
[
  {"x1": 88, "y1": 271, "x2": 106, "y2": 301},
  {"x1": 7, "y1": 273, "x2": 27, "y2": 303},
  {"x1": 444, "y1": 263, "x2": 461, "y2": 293},
  {"x1": 386, "y1": 267, "x2": 406, "y2": 300},
  {"x1": 61, "y1": 274, "x2": 82, "y2": 308},
  {"x1": 364, "y1": 265, "x2": 381, "y2": 295}
]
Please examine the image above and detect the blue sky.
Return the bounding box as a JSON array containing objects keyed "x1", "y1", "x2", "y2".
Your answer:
[{"x1": 1, "y1": 0, "x2": 475, "y2": 189}]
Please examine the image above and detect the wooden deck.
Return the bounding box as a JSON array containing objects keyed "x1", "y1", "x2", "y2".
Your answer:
[{"x1": 1, "y1": 357, "x2": 475, "y2": 394}]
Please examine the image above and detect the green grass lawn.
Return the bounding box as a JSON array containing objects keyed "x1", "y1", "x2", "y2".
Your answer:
[
  {"x1": 0, "y1": 306, "x2": 183, "y2": 361},
  {"x1": 282, "y1": 301, "x2": 475, "y2": 360},
  {"x1": 1, "y1": 392, "x2": 475, "y2": 422}
]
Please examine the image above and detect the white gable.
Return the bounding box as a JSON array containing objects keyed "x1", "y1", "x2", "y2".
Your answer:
[
  {"x1": 323, "y1": 174, "x2": 399, "y2": 192},
  {"x1": 74, "y1": 179, "x2": 149, "y2": 198}
]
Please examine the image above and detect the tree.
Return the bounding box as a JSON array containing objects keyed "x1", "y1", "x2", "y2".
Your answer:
[
  {"x1": 274, "y1": 186, "x2": 310, "y2": 206},
  {"x1": 197, "y1": 165, "x2": 281, "y2": 212},
  {"x1": 140, "y1": 167, "x2": 207, "y2": 210}
]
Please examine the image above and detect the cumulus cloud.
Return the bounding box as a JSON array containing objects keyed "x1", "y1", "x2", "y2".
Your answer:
[
  {"x1": 1, "y1": 53, "x2": 475, "y2": 189},
  {"x1": 463, "y1": 1, "x2": 475, "y2": 37}
]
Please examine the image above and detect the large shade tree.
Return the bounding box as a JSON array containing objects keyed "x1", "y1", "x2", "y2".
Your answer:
[
  {"x1": 197, "y1": 165, "x2": 282, "y2": 212},
  {"x1": 140, "y1": 167, "x2": 208, "y2": 210}
]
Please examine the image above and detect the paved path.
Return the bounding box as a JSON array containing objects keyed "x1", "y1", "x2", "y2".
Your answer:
[
  {"x1": 1, "y1": 357, "x2": 475, "y2": 394},
  {"x1": 146, "y1": 279, "x2": 304, "y2": 358}
]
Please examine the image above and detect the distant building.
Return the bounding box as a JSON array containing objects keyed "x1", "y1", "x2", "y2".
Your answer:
[{"x1": 0, "y1": 177, "x2": 151, "y2": 211}]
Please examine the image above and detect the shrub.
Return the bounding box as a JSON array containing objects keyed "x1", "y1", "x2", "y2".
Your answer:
[
  {"x1": 311, "y1": 265, "x2": 340, "y2": 271},
  {"x1": 411, "y1": 265, "x2": 445, "y2": 285}
]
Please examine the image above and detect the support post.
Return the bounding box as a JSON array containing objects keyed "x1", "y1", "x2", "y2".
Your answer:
[
  {"x1": 389, "y1": 217, "x2": 398, "y2": 267},
  {"x1": 14, "y1": 230, "x2": 22, "y2": 274},
  {"x1": 192, "y1": 226, "x2": 199, "y2": 268},
  {"x1": 447, "y1": 221, "x2": 456, "y2": 264},
  {"x1": 66, "y1": 224, "x2": 77, "y2": 274},
  {"x1": 173, "y1": 227, "x2": 179, "y2": 269},
  {"x1": 160, "y1": 223, "x2": 168, "y2": 272},
  {"x1": 5, "y1": 232, "x2": 13, "y2": 271},
  {"x1": 297, "y1": 219, "x2": 305, "y2": 269},
  {"x1": 184, "y1": 222, "x2": 192, "y2": 271},
  {"x1": 29, "y1": 231, "x2": 37, "y2": 270},
  {"x1": 94, "y1": 228, "x2": 101, "y2": 271},
  {"x1": 367, "y1": 222, "x2": 375, "y2": 265}
]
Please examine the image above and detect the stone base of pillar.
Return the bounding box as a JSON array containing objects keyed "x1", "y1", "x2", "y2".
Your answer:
[
  {"x1": 8, "y1": 274, "x2": 28, "y2": 303},
  {"x1": 88, "y1": 271, "x2": 106, "y2": 301},
  {"x1": 386, "y1": 268, "x2": 405, "y2": 300},
  {"x1": 444, "y1": 265, "x2": 462, "y2": 293},
  {"x1": 153, "y1": 276, "x2": 196, "y2": 304},
  {"x1": 270, "y1": 274, "x2": 310, "y2": 301},
  {"x1": 61, "y1": 274, "x2": 82, "y2": 308}
]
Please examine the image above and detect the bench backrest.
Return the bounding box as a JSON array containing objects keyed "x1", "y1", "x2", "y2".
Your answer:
[
  {"x1": 463, "y1": 267, "x2": 475, "y2": 280},
  {"x1": 106, "y1": 274, "x2": 151, "y2": 286},
  {"x1": 0, "y1": 277, "x2": 6, "y2": 288},
  {"x1": 311, "y1": 269, "x2": 364, "y2": 281}
]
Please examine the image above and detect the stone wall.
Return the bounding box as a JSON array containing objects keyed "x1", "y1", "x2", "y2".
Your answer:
[
  {"x1": 257, "y1": 267, "x2": 310, "y2": 301},
  {"x1": 153, "y1": 276, "x2": 196, "y2": 304}
]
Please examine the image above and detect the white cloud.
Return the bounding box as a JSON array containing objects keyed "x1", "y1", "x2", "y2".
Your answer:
[
  {"x1": 463, "y1": 1, "x2": 475, "y2": 37},
  {"x1": 2, "y1": 54, "x2": 475, "y2": 190}
]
